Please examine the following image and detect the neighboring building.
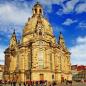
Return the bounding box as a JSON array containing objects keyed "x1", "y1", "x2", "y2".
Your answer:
[
  {"x1": 4, "y1": 2, "x2": 72, "y2": 83},
  {"x1": 72, "y1": 65, "x2": 86, "y2": 81},
  {"x1": 71, "y1": 65, "x2": 78, "y2": 75},
  {"x1": 0, "y1": 65, "x2": 4, "y2": 80}
]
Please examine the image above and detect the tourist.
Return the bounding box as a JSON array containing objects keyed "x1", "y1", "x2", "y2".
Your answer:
[
  {"x1": 81, "y1": 78, "x2": 84, "y2": 84},
  {"x1": 19, "y1": 82, "x2": 21, "y2": 86},
  {"x1": 24, "y1": 82, "x2": 26, "y2": 86}
]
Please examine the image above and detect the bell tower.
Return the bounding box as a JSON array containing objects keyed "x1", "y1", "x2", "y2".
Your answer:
[{"x1": 32, "y1": 2, "x2": 43, "y2": 16}]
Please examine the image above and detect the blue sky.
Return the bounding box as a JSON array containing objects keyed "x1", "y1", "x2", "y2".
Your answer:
[{"x1": 0, "y1": 0, "x2": 86, "y2": 65}]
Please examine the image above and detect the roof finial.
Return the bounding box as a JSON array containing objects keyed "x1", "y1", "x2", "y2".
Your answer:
[
  {"x1": 36, "y1": 1, "x2": 39, "y2": 4},
  {"x1": 13, "y1": 29, "x2": 15, "y2": 34},
  {"x1": 60, "y1": 31, "x2": 62, "y2": 35},
  {"x1": 59, "y1": 31, "x2": 63, "y2": 39}
]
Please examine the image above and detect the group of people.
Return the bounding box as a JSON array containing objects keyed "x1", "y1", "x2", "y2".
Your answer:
[
  {"x1": 4, "y1": 80, "x2": 57, "y2": 86},
  {"x1": 61, "y1": 79, "x2": 72, "y2": 85}
]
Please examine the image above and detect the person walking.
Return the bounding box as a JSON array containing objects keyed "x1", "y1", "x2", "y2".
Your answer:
[
  {"x1": 19, "y1": 82, "x2": 21, "y2": 86},
  {"x1": 81, "y1": 78, "x2": 84, "y2": 84},
  {"x1": 24, "y1": 82, "x2": 26, "y2": 86},
  {"x1": 13, "y1": 81, "x2": 16, "y2": 86}
]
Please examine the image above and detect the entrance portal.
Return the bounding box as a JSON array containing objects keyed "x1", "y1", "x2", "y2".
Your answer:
[{"x1": 40, "y1": 74, "x2": 44, "y2": 80}]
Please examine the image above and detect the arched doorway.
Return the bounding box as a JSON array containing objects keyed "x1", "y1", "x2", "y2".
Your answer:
[{"x1": 40, "y1": 74, "x2": 44, "y2": 80}]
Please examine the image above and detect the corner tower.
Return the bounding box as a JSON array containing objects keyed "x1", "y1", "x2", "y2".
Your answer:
[
  {"x1": 58, "y1": 32, "x2": 65, "y2": 48},
  {"x1": 9, "y1": 30, "x2": 17, "y2": 49}
]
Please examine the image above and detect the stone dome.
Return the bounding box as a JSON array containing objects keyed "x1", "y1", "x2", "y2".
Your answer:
[
  {"x1": 23, "y1": 2, "x2": 54, "y2": 37},
  {"x1": 23, "y1": 16, "x2": 54, "y2": 37},
  {"x1": 21, "y1": 2, "x2": 56, "y2": 44}
]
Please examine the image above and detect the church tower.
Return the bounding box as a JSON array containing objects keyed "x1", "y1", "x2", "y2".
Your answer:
[
  {"x1": 9, "y1": 30, "x2": 17, "y2": 49},
  {"x1": 58, "y1": 32, "x2": 65, "y2": 48},
  {"x1": 4, "y1": 2, "x2": 72, "y2": 84},
  {"x1": 57, "y1": 32, "x2": 72, "y2": 81},
  {"x1": 4, "y1": 30, "x2": 18, "y2": 81},
  {"x1": 9, "y1": 30, "x2": 17, "y2": 72}
]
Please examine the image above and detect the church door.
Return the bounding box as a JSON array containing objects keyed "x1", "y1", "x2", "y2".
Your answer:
[{"x1": 40, "y1": 74, "x2": 44, "y2": 80}]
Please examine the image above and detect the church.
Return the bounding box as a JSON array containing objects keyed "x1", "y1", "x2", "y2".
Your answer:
[{"x1": 4, "y1": 2, "x2": 72, "y2": 83}]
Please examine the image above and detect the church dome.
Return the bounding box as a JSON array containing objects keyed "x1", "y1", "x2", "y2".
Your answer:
[
  {"x1": 23, "y1": 16, "x2": 53, "y2": 36},
  {"x1": 23, "y1": 2, "x2": 54, "y2": 37}
]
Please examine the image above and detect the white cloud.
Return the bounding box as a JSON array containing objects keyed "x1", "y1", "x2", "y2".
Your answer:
[
  {"x1": 78, "y1": 22, "x2": 86, "y2": 29},
  {"x1": 0, "y1": 2, "x2": 32, "y2": 39},
  {"x1": 38, "y1": 0, "x2": 61, "y2": 5},
  {"x1": 75, "y1": 3, "x2": 86, "y2": 13},
  {"x1": 57, "y1": 0, "x2": 86, "y2": 14},
  {"x1": 62, "y1": 0, "x2": 79, "y2": 13},
  {"x1": 70, "y1": 36, "x2": 86, "y2": 65},
  {"x1": 37, "y1": 0, "x2": 65, "y2": 13},
  {"x1": 63, "y1": 18, "x2": 77, "y2": 25},
  {"x1": 0, "y1": 24, "x2": 23, "y2": 41},
  {"x1": 0, "y1": 3, "x2": 32, "y2": 24},
  {"x1": 77, "y1": 36, "x2": 86, "y2": 44},
  {"x1": 15, "y1": 0, "x2": 85, "y2": 15},
  {"x1": 0, "y1": 45, "x2": 7, "y2": 64},
  {"x1": 48, "y1": 0, "x2": 86, "y2": 14}
]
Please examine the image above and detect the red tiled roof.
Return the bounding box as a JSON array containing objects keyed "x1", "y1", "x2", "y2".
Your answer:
[{"x1": 77, "y1": 65, "x2": 86, "y2": 71}]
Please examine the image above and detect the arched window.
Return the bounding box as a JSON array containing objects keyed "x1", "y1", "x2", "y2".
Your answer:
[
  {"x1": 40, "y1": 9, "x2": 42, "y2": 14},
  {"x1": 39, "y1": 29, "x2": 42, "y2": 35},
  {"x1": 52, "y1": 74, "x2": 54, "y2": 79},
  {"x1": 40, "y1": 74, "x2": 44, "y2": 80},
  {"x1": 35, "y1": 9, "x2": 37, "y2": 13},
  {"x1": 38, "y1": 48, "x2": 44, "y2": 69}
]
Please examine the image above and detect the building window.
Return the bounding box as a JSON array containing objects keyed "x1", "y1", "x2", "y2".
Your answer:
[
  {"x1": 35, "y1": 9, "x2": 37, "y2": 13},
  {"x1": 40, "y1": 9, "x2": 42, "y2": 13},
  {"x1": 52, "y1": 74, "x2": 54, "y2": 79},
  {"x1": 38, "y1": 50, "x2": 44, "y2": 69},
  {"x1": 50, "y1": 53, "x2": 52, "y2": 70},
  {"x1": 40, "y1": 74, "x2": 44, "y2": 80}
]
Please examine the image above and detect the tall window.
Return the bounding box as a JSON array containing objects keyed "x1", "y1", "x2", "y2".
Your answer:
[
  {"x1": 38, "y1": 41, "x2": 44, "y2": 68},
  {"x1": 39, "y1": 9, "x2": 42, "y2": 14},
  {"x1": 40, "y1": 74, "x2": 44, "y2": 80},
  {"x1": 35, "y1": 9, "x2": 37, "y2": 13},
  {"x1": 38, "y1": 50, "x2": 44, "y2": 69}
]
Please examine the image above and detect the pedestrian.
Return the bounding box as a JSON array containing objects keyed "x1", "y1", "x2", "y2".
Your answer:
[
  {"x1": 19, "y1": 82, "x2": 21, "y2": 86},
  {"x1": 36, "y1": 81, "x2": 38, "y2": 86},
  {"x1": 66, "y1": 80, "x2": 68, "y2": 85},
  {"x1": 24, "y1": 82, "x2": 26, "y2": 86},
  {"x1": 28, "y1": 81, "x2": 30, "y2": 86},
  {"x1": 11, "y1": 81, "x2": 13, "y2": 86},
  {"x1": 13, "y1": 81, "x2": 16, "y2": 86},
  {"x1": 81, "y1": 78, "x2": 84, "y2": 84}
]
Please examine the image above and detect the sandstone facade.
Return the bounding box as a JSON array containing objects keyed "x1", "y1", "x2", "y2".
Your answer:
[{"x1": 4, "y1": 2, "x2": 72, "y2": 83}]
